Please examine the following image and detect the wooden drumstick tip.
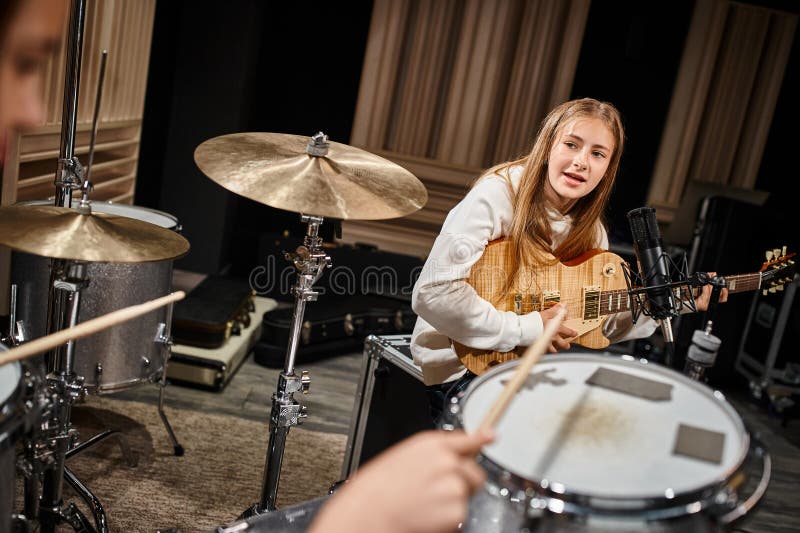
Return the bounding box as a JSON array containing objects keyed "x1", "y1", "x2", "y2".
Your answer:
[{"x1": 478, "y1": 305, "x2": 567, "y2": 433}]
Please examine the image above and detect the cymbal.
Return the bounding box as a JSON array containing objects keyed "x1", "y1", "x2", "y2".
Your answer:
[
  {"x1": 194, "y1": 132, "x2": 428, "y2": 220},
  {"x1": 0, "y1": 205, "x2": 190, "y2": 263}
]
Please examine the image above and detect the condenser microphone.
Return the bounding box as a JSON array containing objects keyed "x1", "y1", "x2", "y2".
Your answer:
[{"x1": 627, "y1": 207, "x2": 677, "y2": 359}]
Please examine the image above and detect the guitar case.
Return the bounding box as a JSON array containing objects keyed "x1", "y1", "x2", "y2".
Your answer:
[
  {"x1": 253, "y1": 293, "x2": 417, "y2": 368},
  {"x1": 171, "y1": 275, "x2": 256, "y2": 349}
]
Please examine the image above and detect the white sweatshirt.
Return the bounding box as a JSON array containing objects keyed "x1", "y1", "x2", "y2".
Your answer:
[{"x1": 410, "y1": 167, "x2": 657, "y2": 385}]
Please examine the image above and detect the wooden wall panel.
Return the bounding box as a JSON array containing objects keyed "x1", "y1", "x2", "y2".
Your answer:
[
  {"x1": 647, "y1": 0, "x2": 796, "y2": 223},
  {"x1": 1, "y1": 0, "x2": 156, "y2": 207},
  {"x1": 345, "y1": 0, "x2": 591, "y2": 258}
]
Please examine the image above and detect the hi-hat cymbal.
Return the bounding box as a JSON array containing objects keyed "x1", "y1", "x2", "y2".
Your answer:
[
  {"x1": 194, "y1": 132, "x2": 428, "y2": 220},
  {"x1": 0, "y1": 205, "x2": 190, "y2": 263}
]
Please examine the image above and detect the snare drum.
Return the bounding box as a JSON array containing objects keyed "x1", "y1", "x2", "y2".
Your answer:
[
  {"x1": 10, "y1": 200, "x2": 180, "y2": 394},
  {"x1": 450, "y1": 353, "x2": 770, "y2": 532}
]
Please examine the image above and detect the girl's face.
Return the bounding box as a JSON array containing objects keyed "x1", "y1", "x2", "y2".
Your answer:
[
  {"x1": 0, "y1": 0, "x2": 65, "y2": 161},
  {"x1": 544, "y1": 117, "x2": 615, "y2": 214}
]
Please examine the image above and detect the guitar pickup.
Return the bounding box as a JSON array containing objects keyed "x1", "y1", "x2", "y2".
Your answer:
[
  {"x1": 583, "y1": 285, "x2": 601, "y2": 320},
  {"x1": 543, "y1": 291, "x2": 560, "y2": 308},
  {"x1": 514, "y1": 294, "x2": 524, "y2": 314}
]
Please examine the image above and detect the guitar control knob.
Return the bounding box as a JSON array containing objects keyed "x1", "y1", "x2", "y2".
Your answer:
[{"x1": 603, "y1": 263, "x2": 616, "y2": 277}]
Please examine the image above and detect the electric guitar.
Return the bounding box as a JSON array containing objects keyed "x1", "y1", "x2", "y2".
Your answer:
[{"x1": 452, "y1": 239, "x2": 796, "y2": 375}]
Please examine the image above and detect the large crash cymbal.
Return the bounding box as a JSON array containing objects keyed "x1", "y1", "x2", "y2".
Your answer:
[
  {"x1": 194, "y1": 132, "x2": 428, "y2": 220},
  {"x1": 0, "y1": 205, "x2": 190, "y2": 263}
]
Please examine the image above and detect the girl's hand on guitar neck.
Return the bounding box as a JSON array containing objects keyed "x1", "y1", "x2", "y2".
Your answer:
[
  {"x1": 693, "y1": 272, "x2": 729, "y2": 311},
  {"x1": 540, "y1": 304, "x2": 578, "y2": 353}
]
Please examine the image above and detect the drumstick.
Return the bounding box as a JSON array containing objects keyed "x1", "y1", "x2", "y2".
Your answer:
[
  {"x1": 479, "y1": 306, "x2": 567, "y2": 432},
  {"x1": 0, "y1": 290, "x2": 186, "y2": 366}
]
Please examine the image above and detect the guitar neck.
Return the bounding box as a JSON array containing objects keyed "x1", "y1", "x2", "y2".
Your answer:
[
  {"x1": 721, "y1": 272, "x2": 762, "y2": 294},
  {"x1": 597, "y1": 271, "x2": 761, "y2": 317}
]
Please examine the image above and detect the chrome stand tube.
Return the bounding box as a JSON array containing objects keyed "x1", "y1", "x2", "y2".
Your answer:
[
  {"x1": 54, "y1": 0, "x2": 87, "y2": 207},
  {"x1": 40, "y1": 264, "x2": 94, "y2": 533},
  {"x1": 249, "y1": 215, "x2": 328, "y2": 514}
]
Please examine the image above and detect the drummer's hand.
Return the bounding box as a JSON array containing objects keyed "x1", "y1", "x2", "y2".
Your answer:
[
  {"x1": 308, "y1": 429, "x2": 494, "y2": 533},
  {"x1": 540, "y1": 304, "x2": 577, "y2": 353},
  {"x1": 694, "y1": 272, "x2": 729, "y2": 312}
]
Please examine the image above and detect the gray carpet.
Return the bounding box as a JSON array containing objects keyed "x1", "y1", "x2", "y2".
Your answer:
[{"x1": 16, "y1": 396, "x2": 346, "y2": 532}]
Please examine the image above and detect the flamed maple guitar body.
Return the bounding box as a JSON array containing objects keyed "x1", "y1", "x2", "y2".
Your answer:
[
  {"x1": 452, "y1": 239, "x2": 633, "y2": 375},
  {"x1": 452, "y1": 239, "x2": 795, "y2": 375}
]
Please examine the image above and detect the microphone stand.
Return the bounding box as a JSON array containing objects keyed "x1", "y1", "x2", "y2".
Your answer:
[{"x1": 684, "y1": 276, "x2": 726, "y2": 382}]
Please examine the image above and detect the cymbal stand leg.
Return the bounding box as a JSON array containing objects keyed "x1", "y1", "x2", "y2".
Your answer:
[
  {"x1": 156, "y1": 302, "x2": 184, "y2": 456},
  {"x1": 251, "y1": 215, "x2": 328, "y2": 515},
  {"x1": 65, "y1": 429, "x2": 137, "y2": 467},
  {"x1": 63, "y1": 466, "x2": 107, "y2": 533}
]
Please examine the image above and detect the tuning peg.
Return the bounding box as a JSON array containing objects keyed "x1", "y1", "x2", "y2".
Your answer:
[
  {"x1": 777, "y1": 284, "x2": 784, "y2": 291},
  {"x1": 774, "y1": 248, "x2": 781, "y2": 259},
  {"x1": 766, "y1": 250, "x2": 774, "y2": 261},
  {"x1": 769, "y1": 285, "x2": 777, "y2": 293},
  {"x1": 782, "y1": 245, "x2": 787, "y2": 257},
  {"x1": 763, "y1": 289, "x2": 769, "y2": 296}
]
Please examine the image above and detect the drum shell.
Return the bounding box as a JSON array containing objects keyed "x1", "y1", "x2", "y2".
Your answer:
[
  {"x1": 448, "y1": 354, "x2": 758, "y2": 532},
  {"x1": 10, "y1": 253, "x2": 173, "y2": 393}
]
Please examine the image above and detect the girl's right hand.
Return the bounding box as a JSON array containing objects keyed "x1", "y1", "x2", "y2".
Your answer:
[{"x1": 540, "y1": 304, "x2": 577, "y2": 353}]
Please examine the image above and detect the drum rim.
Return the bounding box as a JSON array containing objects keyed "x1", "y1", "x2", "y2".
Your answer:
[
  {"x1": 453, "y1": 352, "x2": 752, "y2": 514},
  {"x1": 15, "y1": 199, "x2": 179, "y2": 226},
  {"x1": 0, "y1": 355, "x2": 26, "y2": 448}
]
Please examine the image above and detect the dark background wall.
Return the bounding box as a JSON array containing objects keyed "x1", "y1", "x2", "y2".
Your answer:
[{"x1": 136, "y1": 0, "x2": 373, "y2": 275}]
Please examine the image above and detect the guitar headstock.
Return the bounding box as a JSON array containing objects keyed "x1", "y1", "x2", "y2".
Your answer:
[{"x1": 760, "y1": 246, "x2": 797, "y2": 295}]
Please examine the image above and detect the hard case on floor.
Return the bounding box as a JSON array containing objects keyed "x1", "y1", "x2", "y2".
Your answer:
[
  {"x1": 167, "y1": 297, "x2": 277, "y2": 391},
  {"x1": 171, "y1": 275, "x2": 256, "y2": 349},
  {"x1": 341, "y1": 334, "x2": 435, "y2": 479},
  {"x1": 254, "y1": 295, "x2": 416, "y2": 367}
]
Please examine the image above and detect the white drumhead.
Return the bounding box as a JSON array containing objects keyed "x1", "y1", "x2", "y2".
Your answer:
[
  {"x1": 461, "y1": 353, "x2": 748, "y2": 499},
  {"x1": 17, "y1": 200, "x2": 177, "y2": 229},
  {"x1": 0, "y1": 362, "x2": 21, "y2": 406}
]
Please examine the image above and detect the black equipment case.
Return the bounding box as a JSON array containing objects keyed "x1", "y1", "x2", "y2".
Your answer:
[
  {"x1": 253, "y1": 294, "x2": 416, "y2": 367},
  {"x1": 340, "y1": 334, "x2": 435, "y2": 478},
  {"x1": 171, "y1": 275, "x2": 256, "y2": 349}
]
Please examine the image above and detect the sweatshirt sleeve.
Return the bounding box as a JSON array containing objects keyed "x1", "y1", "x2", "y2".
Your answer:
[{"x1": 411, "y1": 176, "x2": 543, "y2": 352}]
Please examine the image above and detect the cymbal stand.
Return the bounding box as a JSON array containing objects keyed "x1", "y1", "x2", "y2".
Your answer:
[
  {"x1": 38, "y1": 260, "x2": 103, "y2": 532},
  {"x1": 244, "y1": 213, "x2": 329, "y2": 516},
  {"x1": 53, "y1": 0, "x2": 87, "y2": 209}
]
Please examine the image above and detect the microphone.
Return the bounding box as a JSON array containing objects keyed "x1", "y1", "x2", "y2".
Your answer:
[{"x1": 627, "y1": 207, "x2": 677, "y2": 363}]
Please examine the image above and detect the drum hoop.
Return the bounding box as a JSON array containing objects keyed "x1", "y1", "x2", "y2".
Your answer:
[
  {"x1": 455, "y1": 353, "x2": 752, "y2": 513},
  {"x1": 0, "y1": 353, "x2": 26, "y2": 447},
  {"x1": 15, "y1": 200, "x2": 179, "y2": 228}
]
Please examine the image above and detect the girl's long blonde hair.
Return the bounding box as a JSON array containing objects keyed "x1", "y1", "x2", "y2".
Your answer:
[{"x1": 479, "y1": 98, "x2": 625, "y2": 291}]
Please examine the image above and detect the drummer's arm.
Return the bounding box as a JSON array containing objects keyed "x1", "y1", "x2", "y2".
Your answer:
[{"x1": 308, "y1": 429, "x2": 493, "y2": 533}]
